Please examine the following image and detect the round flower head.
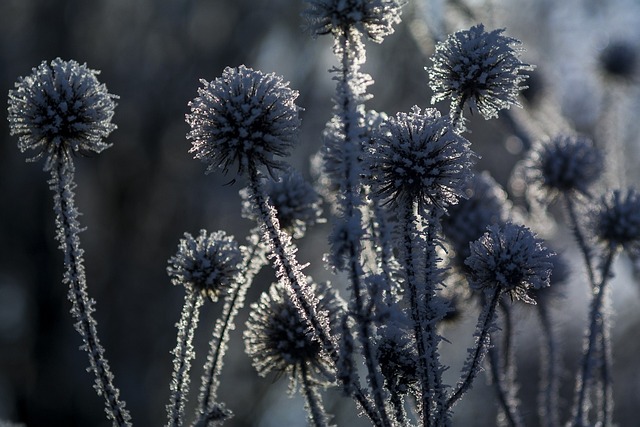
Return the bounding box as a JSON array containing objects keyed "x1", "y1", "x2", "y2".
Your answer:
[
  {"x1": 241, "y1": 170, "x2": 324, "y2": 238},
  {"x1": 244, "y1": 280, "x2": 343, "y2": 383},
  {"x1": 593, "y1": 189, "x2": 640, "y2": 256},
  {"x1": 523, "y1": 135, "x2": 604, "y2": 203},
  {"x1": 366, "y1": 106, "x2": 475, "y2": 214},
  {"x1": 428, "y1": 24, "x2": 532, "y2": 127},
  {"x1": 187, "y1": 65, "x2": 301, "y2": 178},
  {"x1": 598, "y1": 40, "x2": 638, "y2": 83},
  {"x1": 442, "y1": 171, "x2": 511, "y2": 264},
  {"x1": 303, "y1": 0, "x2": 404, "y2": 43},
  {"x1": 167, "y1": 229, "x2": 243, "y2": 301},
  {"x1": 465, "y1": 222, "x2": 554, "y2": 304},
  {"x1": 7, "y1": 58, "x2": 117, "y2": 170}
]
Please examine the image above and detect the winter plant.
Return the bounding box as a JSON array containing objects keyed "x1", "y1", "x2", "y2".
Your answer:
[{"x1": 6, "y1": 1, "x2": 640, "y2": 426}]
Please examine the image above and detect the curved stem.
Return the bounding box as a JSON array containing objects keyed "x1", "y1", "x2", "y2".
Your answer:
[
  {"x1": 571, "y1": 250, "x2": 615, "y2": 426},
  {"x1": 537, "y1": 301, "x2": 560, "y2": 427},
  {"x1": 301, "y1": 363, "x2": 330, "y2": 427},
  {"x1": 51, "y1": 158, "x2": 131, "y2": 426},
  {"x1": 564, "y1": 196, "x2": 595, "y2": 287},
  {"x1": 446, "y1": 288, "x2": 502, "y2": 412}
]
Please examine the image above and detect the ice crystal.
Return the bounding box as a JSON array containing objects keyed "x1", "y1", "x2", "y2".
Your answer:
[
  {"x1": 366, "y1": 106, "x2": 475, "y2": 214},
  {"x1": 593, "y1": 189, "x2": 640, "y2": 256},
  {"x1": 465, "y1": 223, "x2": 554, "y2": 304},
  {"x1": 167, "y1": 230, "x2": 243, "y2": 302},
  {"x1": 187, "y1": 65, "x2": 301, "y2": 178},
  {"x1": 244, "y1": 280, "x2": 343, "y2": 383},
  {"x1": 7, "y1": 58, "x2": 117, "y2": 170},
  {"x1": 428, "y1": 24, "x2": 532, "y2": 126},
  {"x1": 523, "y1": 135, "x2": 604, "y2": 202},
  {"x1": 303, "y1": 0, "x2": 404, "y2": 43}
]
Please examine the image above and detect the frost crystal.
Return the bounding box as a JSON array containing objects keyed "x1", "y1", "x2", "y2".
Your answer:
[
  {"x1": 366, "y1": 106, "x2": 475, "y2": 214},
  {"x1": 244, "y1": 280, "x2": 343, "y2": 382},
  {"x1": 523, "y1": 135, "x2": 604, "y2": 202},
  {"x1": 428, "y1": 24, "x2": 532, "y2": 126},
  {"x1": 465, "y1": 223, "x2": 554, "y2": 304},
  {"x1": 593, "y1": 189, "x2": 640, "y2": 256},
  {"x1": 303, "y1": 0, "x2": 404, "y2": 43},
  {"x1": 187, "y1": 65, "x2": 301, "y2": 178},
  {"x1": 7, "y1": 58, "x2": 117, "y2": 170},
  {"x1": 167, "y1": 230, "x2": 243, "y2": 301}
]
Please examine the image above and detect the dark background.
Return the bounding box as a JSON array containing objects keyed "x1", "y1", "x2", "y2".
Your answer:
[{"x1": 1, "y1": 0, "x2": 639, "y2": 425}]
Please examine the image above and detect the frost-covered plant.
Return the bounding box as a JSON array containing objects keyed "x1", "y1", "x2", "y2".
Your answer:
[
  {"x1": 428, "y1": 24, "x2": 533, "y2": 131},
  {"x1": 8, "y1": 2, "x2": 640, "y2": 427}
]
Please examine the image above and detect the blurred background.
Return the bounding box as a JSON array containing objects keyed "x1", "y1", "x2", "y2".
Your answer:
[{"x1": 1, "y1": 0, "x2": 639, "y2": 425}]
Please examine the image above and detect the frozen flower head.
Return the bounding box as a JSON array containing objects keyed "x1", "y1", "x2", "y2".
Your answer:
[
  {"x1": 593, "y1": 189, "x2": 640, "y2": 256},
  {"x1": 598, "y1": 40, "x2": 638, "y2": 82},
  {"x1": 376, "y1": 323, "x2": 419, "y2": 396},
  {"x1": 7, "y1": 58, "x2": 117, "y2": 170},
  {"x1": 366, "y1": 106, "x2": 475, "y2": 214},
  {"x1": 244, "y1": 280, "x2": 342, "y2": 383},
  {"x1": 465, "y1": 222, "x2": 554, "y2": 304},
  {"x1": 523, "y1": 135, "x2": 604, "y2": 203},
  {"x1": 167, "y1": 230, "x2": 243, "y2": 301},
  {"x1": 187, "y1": 65, "x2": 301, "y2": 178},
  {"x1": 241, "y1": 170, "x2": 324, "y2": 238},
  {"x1": 442, "y1": 172, "x2": 511, "y2": 264},
  {"x1": 303, "y1": 0, "x2": 404, "y2": 43},
  {"x1": 428, "y1": 24, "x2": 532, "y2": 128}
]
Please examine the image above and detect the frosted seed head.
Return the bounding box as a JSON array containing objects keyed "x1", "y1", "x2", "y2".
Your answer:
[
  {"x1": 465, "y1": 222, "x2": 554, "y2": 304},
  {"x1": 186, "y1": 65, "x2": 301, "y2": 178},
  {"x1": 241, "y1": 170, "x2": 324, "y2": 238},
  {"x1": 365, "y1": 106, "x2": 475, "y2": 215},
  {"x1": 593, "y1": 188, "x2": 640, "y2": 256},
  {"x1": 428, "y1": 24, "x2": 533, "y2": 128},
  {"x1": 442, "y1": 171, "x2": 511, "y2": 266},
  {"x1": 303, "y1": 0, "x2": 404, "y2": 43},
  {"x1": 523, "y1": 135, "x2": 604, "y2": 203},
  {"x1": 167, "y1": 229, "x2": 243, "y2": 301},
  {"x1": 599, "y1": 40, "x2": 638, "y2": 82},
  {"x1": 243, "y1": 280, "x2": 343, "y2": 383},
  {"x1": 7, "y1": 58, "x2": 117, "y2": 170}
]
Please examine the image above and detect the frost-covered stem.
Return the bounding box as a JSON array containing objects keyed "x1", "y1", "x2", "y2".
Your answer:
[
  {"x1": 246, "y1": 163, "x2": 382, "y2": 426},
  {"x1": 400, "y1": 203, "x2": 440, "y2": 427},
  {"x1": 571, "y1": 250, "x2": 615, "y2": 427},
  {"x1": 167, "y1": 291, "x2": 204, "y2": 427},
  {"x1": 445, "y1": 288, "x2": 502, "y2": 412},
  {"x1": 389, "y1": 390, "x2": 409, "y2": 426},
  {"x1": 196, "y1": 241, "x2": 267, "y2": 421},
  {"x1": 370, "y1": 198, "x2": 399, "y2": 306},
  {"x1": 301, "y1": 363, "x2": 330, "y2": 427},
  {"x1": 537, "y1": 301, "x2": 560, "y2": 427},
  {"x1": 348, "y1": 246, "x2": 393, "y2": 427},
  {"x1": 564, "y1": 196, "x2": 595, "y2": 287},
  {"x1": 599, "y1": 299, "x2": 614, "y2": 427},
  {"x1": 51, "y1": 158, "x2": 131, "y2": 427}
]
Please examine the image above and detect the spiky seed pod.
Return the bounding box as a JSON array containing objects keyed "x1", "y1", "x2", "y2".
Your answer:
[
  {"x1": 167, "y1": 230, "x2": 244, "y2": 302},
  {"x1": 241, "y1": 170, "x2": 324, "y2": 238},
  {"x1": 366, "y1": 106, "x2": 475, "y2": 215},
  {"x1": 244, "y1": 280, "x2": 343, "y2": 384},
  {"x1": 465, "y1": 222, "x2": 554, "y2": 304},
  {"x1": 593, "y1": 188, "x2": 640, "y2": 257},
  {"x1": 523, "y1": 135, "x2": 604, "y2": 203},
  {"x1": 187, "y1": 65, "x2": 301, "y2": 178},
  {"x1": 428, "y1": 24, "x2": 532, "y2": 126},
  {"x1": 303, "y1": 0, "x2": 404, "y2": 43},
  {"x1": 7, "y1": 58, "x2": 117, "y2": 170}
]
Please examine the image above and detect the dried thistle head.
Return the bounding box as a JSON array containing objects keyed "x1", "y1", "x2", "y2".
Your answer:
[
  {"x1": 303, "y1": 0, "x2": 404, "y2": 43},
  {"x1": 366, "y1": 106, "x2": 475, "y2": 215},
  {"x1": 465, "y1": 222, "x2": 554, "y2": 304},
  {"x1": 187, "y1": 65, "x2": 301, "y2": 178},
  {"x1": 428, "y1": 24, "x2": 532, "y2": 129},
  {"x1": 167, "y1": 229, "x2": 243, "y2": 301},
  {"x1": 593, "y1": 189, "x2": 640, "y2": 257},
  {"x1": 8, "y1": 58, "x2": 117, "y2": 170}
]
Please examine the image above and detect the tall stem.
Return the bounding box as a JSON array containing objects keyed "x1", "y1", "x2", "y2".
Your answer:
[{"x1": 51, "y1": 158, "x2": 131, "y2": 426}]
